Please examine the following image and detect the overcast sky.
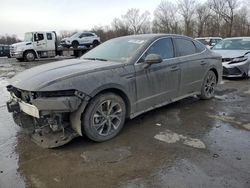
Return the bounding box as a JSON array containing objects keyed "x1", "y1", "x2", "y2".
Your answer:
[{"x1": 0, "y1": 0, "x2": 163, "y2": 39}]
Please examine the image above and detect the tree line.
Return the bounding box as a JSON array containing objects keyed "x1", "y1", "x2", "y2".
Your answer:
[
  {"x1": 91, "y1": 0, "x2": 250, "y2": 41},
  {"x1": 0, "y1": 34, "x2": 21, "y2": 45},
  {"x1": 1, "y1": 0, "x2": 250, "y2": 45}
]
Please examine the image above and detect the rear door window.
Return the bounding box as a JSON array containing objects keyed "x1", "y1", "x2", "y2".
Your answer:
[
  {"x1": 47, "y1": 33, "x2": 52, "y2": 40},
  {"x1": 174, "y1": 38, "x2": 197, "y2": 57}
]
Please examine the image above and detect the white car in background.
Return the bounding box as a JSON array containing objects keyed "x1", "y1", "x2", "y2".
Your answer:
[
  {"x1": 195, "y1": 37, "x2": 222, "y2": 49},
  {"x1": 60, "y1": 32, "x2": 101, "y2": 48}
]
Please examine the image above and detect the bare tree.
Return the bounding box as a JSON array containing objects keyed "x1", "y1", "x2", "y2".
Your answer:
[
  {"x1": 196, "y1": 3, "x2": 211, "y2": 37},
  {"x1": 209, "y1": 0, "x2": 238, "y2": 36},
  {"x1": 111, "y1": 18, "x2": 131, "y2": 36},
  {"x1": 0, "y1": 34, "x2": 21, "y2": 45},
  {"x1": 178, "y1": 0, "x2": 197, "y2": 36},
  {"x1": 153, "y1": 1, "x2": 181, "y2": 34},
  {"x1": 122, "y1": 8, "x2": 151, "y2": 34}
]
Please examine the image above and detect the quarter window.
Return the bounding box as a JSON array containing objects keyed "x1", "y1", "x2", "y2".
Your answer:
[
  {"x1": 145, "y1": 38, "x2": 174, "y2": 59},
  {"x1": 193, "y1": 40, "x2": 205, "y2": 53},
  {"x1": 174, "y1": 38, "x2": 196, "y2": 56}
]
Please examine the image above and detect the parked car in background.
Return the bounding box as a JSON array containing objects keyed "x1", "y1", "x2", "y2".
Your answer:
[
  {"x1": 6, "y1": 34, "x2": 222, "y2": 148},
  {"x1": 195, "y1": 37, "x2": 222, "y2": 49},
  {"x1": 0, "y1": 44, "x2": 11, "y2": 58},
  {"x1": 212, "y1": 37, "x2": 250, "y2": 78},
  {"x1": 60, "y1": 32, "x2": 101, "y2": 48}
]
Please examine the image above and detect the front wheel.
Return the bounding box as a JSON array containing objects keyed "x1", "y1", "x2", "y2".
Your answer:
[
  {"x1": 72, "y1": 41, "x2": 79, "y2": 48},
  {"x1": 82, "y1": 93, "x2": 126, "y2": 142},
  {"x1": 24, "y1": 51, "x2": 36, "y2": 62},
  {"x1": 199, "y1": 70, "x2": 217, "y2": 100}
]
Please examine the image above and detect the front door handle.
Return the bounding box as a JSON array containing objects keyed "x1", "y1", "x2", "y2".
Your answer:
[
  {"x1": 171, "y1": 66, "x2": 180, "y2": 72},
  {"x1": 200, "y1": 61, "x2": 206, "y2": 65}
]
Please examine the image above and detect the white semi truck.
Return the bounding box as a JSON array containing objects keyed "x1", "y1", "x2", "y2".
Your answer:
[{"x1": 10, "y1": 31, "x2": 93, "y2": 62}]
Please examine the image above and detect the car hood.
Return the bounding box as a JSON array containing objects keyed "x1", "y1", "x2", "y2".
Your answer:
[
  {"x1": 61, "y1": 37, "x2": 71, "y2": 41},
  {"x1": 212, "y1": 50, "x2": 250, "y2": 58},
  {"x1": 9, "y1": 59, "x2": 123, "y2": 91},
  {"x1": 11, "y1": 41, "x2": 32, "y2": 48}
]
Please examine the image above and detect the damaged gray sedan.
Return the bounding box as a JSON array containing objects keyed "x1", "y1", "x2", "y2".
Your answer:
[
  {"x1": 6, "y1": 34, "x2": 222, "y2": 148},
  {"x1": 212, "y1": 37, "x2": 250, "y2": 78}
]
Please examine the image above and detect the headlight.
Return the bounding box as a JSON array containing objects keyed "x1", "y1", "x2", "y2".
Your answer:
[
  {"x1": 67, "y1": 40, "x2": 70, "y2": 43},
  {"x1": 229, "y1": 56, "x2": 248, "y2": 64}
]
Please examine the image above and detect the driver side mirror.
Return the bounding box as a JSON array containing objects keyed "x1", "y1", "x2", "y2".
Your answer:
[{"x1": 144, "y1": 54, "x2": 163, "y2": 68}]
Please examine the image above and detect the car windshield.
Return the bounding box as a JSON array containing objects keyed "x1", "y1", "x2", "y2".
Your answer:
[
  {"x1": 81, "y1": 37, "x2": 147, "y2": 63},
  {"x1": 70, "y1": 32, "x2": 80, "y2": 38},
  {"x1": 24, "y1": 32, "x2": 33, "y2": 42},
  {"x1": 212, "y1": 38, "x2": 250, "y2": 50}
]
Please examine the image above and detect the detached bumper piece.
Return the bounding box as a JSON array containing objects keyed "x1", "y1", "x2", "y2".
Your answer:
[
  {"x1": 8, "y1": 99, "x2": 80, "y2": 148},
  {"x1": 31, "y1": 127, "x2": 78, "y2": 148}
]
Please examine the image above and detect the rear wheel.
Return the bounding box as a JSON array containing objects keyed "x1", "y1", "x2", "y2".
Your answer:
[
  {"x1": 82, "y1": 93, "x2": 126, "y2": 142},
  {"x1": 92, "y1": 40, "x2": 100, "y2": 47},
  {"x1": 24, "y1": 51, "x2": 36, "y2": 62},
  {"x1": 199, "y1": 70, "x2": 217, "y2": 99}
]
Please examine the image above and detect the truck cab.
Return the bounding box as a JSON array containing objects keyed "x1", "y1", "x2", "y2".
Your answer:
[{"x1": 10, "y1": 31, "x2": 57, "y2": 61}]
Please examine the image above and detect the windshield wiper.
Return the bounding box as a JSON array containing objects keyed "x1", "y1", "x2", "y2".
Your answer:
[{"x1": 83, "y1": 57, "x2": 108, "y2": 61}]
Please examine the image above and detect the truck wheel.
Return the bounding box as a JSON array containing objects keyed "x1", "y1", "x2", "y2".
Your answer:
[
  {"x1": 199, "y1": 70, "x2": 217, "y2": 100},
  {"x1": 93, "y1": 40, "x2": 100, "y2": 47},
  {"x1": 24, "y1": 51, "x2": 36, "y2": 62},
  {"x1": 72, "y1": 41, "x2": 79, "y2": 48},
  {"x1": 82, "y1": 93, "x2": 126, "y2": 142}
]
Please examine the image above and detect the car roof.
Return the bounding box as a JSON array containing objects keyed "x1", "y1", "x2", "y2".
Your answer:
[
  {"x1": 117, "y1": 34, "x2": 194, "y2": 41},
  {"x1": 195, "y1": 37, "x2": 222, "y2": 39},
  {"x1": 223, "y1": 37, "x2": 250, "y2": 40}
]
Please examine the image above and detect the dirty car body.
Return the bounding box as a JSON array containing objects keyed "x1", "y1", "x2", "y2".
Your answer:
[
  {"x1": 212, "y1": 37, "x2": 250, "y2": 78},
  {"x1": 6, "y1": 34, "x2": 222, "y2": 148}
]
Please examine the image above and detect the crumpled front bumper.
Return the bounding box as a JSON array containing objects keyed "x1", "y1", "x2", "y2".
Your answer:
[
  {"x1": 222, "y1": 60, "x2": 250, "y2": 77},
  {"x1": 6, "y1": 95, "x2": 83, "y2": 148},
  {"x1": 7, "y1": 95, "x2": 82, "y2": 118}
]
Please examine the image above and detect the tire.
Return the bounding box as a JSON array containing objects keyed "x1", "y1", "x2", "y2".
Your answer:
[
  {"x1": 72, "y1": 41, "x2": 79, "y2": 48},
  {"x1": 24, "y1": 51, "x2": 36, "y2": 62},
  {"x1": 92, "y1": 40, "x2": 100, "y2": 47},
  {"x1": 199, "y1": 70, "x2": 217, "y2": 100},
  {"x1": 82, "y1": 93, "x2": 126, "y2": 142}
]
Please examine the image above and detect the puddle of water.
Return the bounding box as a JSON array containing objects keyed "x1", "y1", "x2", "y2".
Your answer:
[
  {"x1": 80, "y1": 146, "x2": 132, "y2": 163},
  {"x1": 207, "y1": 114, "x2": 241, "y2": 125},
  {"x1": 154, "y1": 129, "x2": 206, "y2": 149},
  {"x1": 0, "y1": 78, "x2": 10, "y2": 107},
  {"x1": 244, "y1": 89, "x2": 250, "y2": 95},
  {"x1": 242, "y1": 123, "x2": 250, "y2": 130}
]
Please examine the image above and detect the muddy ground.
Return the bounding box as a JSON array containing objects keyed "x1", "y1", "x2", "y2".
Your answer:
[{"x1": 0, "y1": 57, "x2": 249, "y2": 188}]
